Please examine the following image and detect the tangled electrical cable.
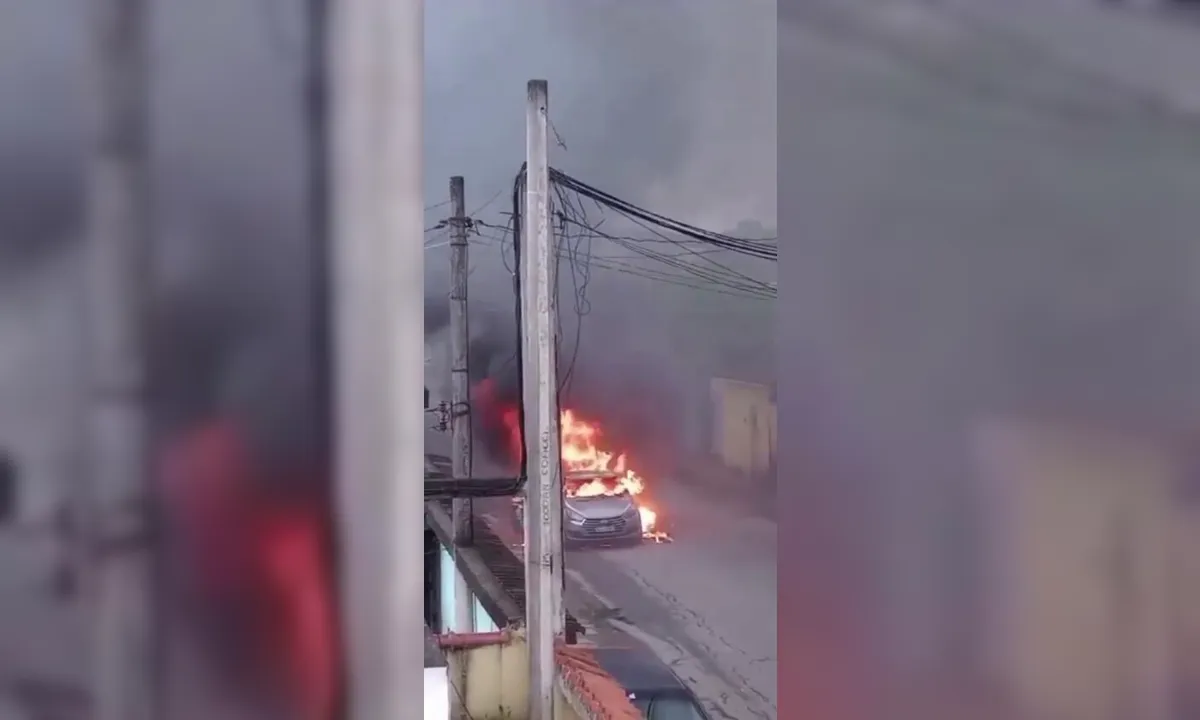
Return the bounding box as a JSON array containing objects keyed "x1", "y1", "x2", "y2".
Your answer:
[
  {"x1": 548, "y1": 170, "x2": 776, "y2": 300},
  {"x1": 478, "y1": 163, "x2": 776, "y2": 497},
  {"x1": 509, "y1": 164, "x2": 530, "y2": 484},
  {"x1": 549, "y1": 169, "x2": 778, "y2": 261},
  {"x1": 550, "y1": 179, "x2": 595, "y2": 398}
]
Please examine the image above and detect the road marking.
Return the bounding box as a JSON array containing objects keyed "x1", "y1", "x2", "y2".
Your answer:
[{"x1": 565, "y1": 567, "x2": 618, "y2": 610}]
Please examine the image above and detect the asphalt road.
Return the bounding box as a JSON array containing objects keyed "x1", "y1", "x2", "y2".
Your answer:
[
  {"x1": 463, "y1": 469, "x2": 777, "y2": 720},
  {"x1": 558, "y1": 484, "x2": 778, "y2": 720}
]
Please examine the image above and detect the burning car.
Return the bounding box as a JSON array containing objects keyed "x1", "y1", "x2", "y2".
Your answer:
[
  {"x1": 474, "y1": 378, "x2": 671, "y2": 545},
  {"x1": 502, "y1": 407, "x2": 671, "y2": 547},
  {"x1": 515, "y1": 469, "x2": 646, "y2": 546}
]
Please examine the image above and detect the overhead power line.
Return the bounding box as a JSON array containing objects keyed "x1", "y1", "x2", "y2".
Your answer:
[{"x1": 548, "y1": 168, "x2": 778, "y2": 261}]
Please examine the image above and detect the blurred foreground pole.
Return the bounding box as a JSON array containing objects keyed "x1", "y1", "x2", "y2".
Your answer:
[
  {"x1": 522, "y1": 78, "x2": 564, "y2": 720},
  {"x1": 84, "y1": 0, "x2": 157, "y2": 719},
  {"x1": 330, "y1": 0, "x2": 425, "y2": 717},
  {"x1": 449, "y1": 176, "x2": 475, "y2": 633}
]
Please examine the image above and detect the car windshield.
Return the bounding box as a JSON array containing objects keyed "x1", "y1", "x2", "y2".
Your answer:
[
  {"x1": 629, "y1": 695, "x2": 708, "y2": 720},
  {"x1": 564, "y1": 474, "x2": 626, "y2": 498}
]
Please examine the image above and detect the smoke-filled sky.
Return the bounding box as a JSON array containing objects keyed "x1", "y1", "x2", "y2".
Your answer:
[
  {"x1": 0, "y1": 0, "x2": 776, "y2": 267},
  {"x1": 420, "y1": 0, "x2": 777, "y2": 381},
  {"x1": 0, "y1": 0, "x2": 777, "y2": 508}
]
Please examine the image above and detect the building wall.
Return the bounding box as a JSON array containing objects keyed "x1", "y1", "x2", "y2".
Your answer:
[
  {"x1": 710, "y1": 377, "x2": 776, "y2": 474},
  {"x1": 438, "y1": 541, "x2": 502, "y2": 635},
  {"x1": 444, "y1": 632, "x2": 590, "y2": 720}
]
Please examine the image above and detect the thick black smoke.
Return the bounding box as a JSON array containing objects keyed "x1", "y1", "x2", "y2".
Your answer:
[{"x1": 429, "y1": 291, "x2": 689, "y2": 478}]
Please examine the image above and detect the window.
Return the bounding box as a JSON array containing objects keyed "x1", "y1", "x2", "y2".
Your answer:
[
  {"x1": 473, "y1": 597, "x2": 498, "y2": 632},
  {"x1": 439, "y1": 545, "x2": 457, "y2": 632}
]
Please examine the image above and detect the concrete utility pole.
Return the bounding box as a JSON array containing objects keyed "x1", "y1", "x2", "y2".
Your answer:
[
  {"x1": 449, "y1": 176, "x2": 476, "y2": 633},
  {"x1": 330, "y1": 0, "x2": 425, "y2": 716},
  {"x1": 522, "y1": 78, "x2": 565, "y2": 720},
  {"x1": 85, "y1": 1, "x2": 157, "y2": 719}
]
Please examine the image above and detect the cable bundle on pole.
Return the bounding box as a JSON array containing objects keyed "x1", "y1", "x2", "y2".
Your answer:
[{"x1": 549, "y1": 168, "x2": 777, "y2": 261}]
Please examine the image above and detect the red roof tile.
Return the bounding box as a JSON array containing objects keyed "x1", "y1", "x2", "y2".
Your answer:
[
  {"x1": 436, "y1": 632, "x2": 643, "y2": 719},
  {"x1": 555, "y1": 643, "x2": 643, "y2": 720}
]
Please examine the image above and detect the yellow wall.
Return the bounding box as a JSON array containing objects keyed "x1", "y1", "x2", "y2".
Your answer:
[
  {"x1": 710, "y1": 377, "x2": 775, "y2": 474},
  {"x1": 443, "y1": 631, "x2": 587, "y2": 720}
]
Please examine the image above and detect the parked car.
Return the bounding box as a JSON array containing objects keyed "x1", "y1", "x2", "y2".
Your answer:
[{"x1": 592, "y1": 646, "x2": 712, "y2": 720}]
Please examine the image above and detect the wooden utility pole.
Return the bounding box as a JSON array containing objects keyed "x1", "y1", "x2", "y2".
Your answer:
[
  {"x1": 449, "y1": 176, "x2": 476, "y2": 633},
  {"x1": 522, "y1": 78, "x2": 564, "y2": 720},
  {"x1": 329, "y1": 0, "x2": 425, "y2": 716},
  {"x1": 85, "y1": 0, "x2": 156, "y2": 719}
]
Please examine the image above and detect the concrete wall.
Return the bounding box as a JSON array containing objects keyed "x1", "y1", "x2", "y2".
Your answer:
[{"x1": 710, "y1": 377, "x2": 775, "y2": 474}]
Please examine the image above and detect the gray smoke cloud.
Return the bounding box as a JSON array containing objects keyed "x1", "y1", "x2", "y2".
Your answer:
[{"x1": 420, "y1": 0, "x2": 777, "y2": 470}]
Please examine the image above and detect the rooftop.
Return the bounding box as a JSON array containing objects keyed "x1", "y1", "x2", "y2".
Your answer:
[{"x1": 555, "y1": 644, "x2": 643, "y2": 720}]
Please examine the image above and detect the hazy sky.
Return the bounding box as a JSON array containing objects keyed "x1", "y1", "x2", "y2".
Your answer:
[{"x1": 0, "y1": 0, "x2": 775, "y2": 253}]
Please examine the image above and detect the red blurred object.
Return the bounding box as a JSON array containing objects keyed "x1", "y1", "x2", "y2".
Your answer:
[{"x1": 161, "y1": 420, "x2": 339, "y2": 720}]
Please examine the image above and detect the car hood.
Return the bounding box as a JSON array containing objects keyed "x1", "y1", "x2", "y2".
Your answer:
[{"x1": 565, "y1": 494, "x2": 636, "y2": 520}]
